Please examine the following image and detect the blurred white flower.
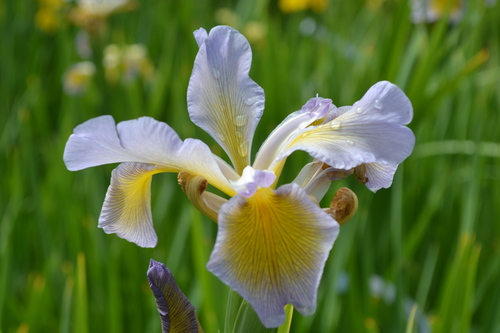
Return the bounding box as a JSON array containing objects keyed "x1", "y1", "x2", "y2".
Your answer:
[
  {"x1": 77, "y1": 0, "x2": 129, "y2": 16},
  {"x1": 103, "y1": 44, "x2": 155, "y2": 84},
  {"x1": 122, "y1": 44, "x2": 155, "y2": 83},
  {"x1": 369, "y1": 275, "x2": 396, "y2": 304},
  {"x1": 411, "y1": 0, "x2": 463, "y2": 23},
  {"x1": 69, "y1": 0, "x2": 135, "y2": 33},
  {"x1": 63, "y1": 61, "x2": 96, "y2": 96}
]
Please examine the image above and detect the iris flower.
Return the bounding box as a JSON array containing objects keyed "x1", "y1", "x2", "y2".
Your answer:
[{"x1": 63, "y1": 26, "x2": 415, "y2": 327}]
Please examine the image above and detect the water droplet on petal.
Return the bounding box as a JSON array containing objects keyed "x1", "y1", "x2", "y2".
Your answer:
[
  {"x1": 235, "y1": 130, "x2": 244, "y2": 139},
  {"x1": 244, "y1": 96, "x2": 260, "y2": 106},
  {"x1": 330, "y1": 120, "x2": 343, "y2": 130},
  {"x1": 238, "y1": 142, "x2": 248, "y2": 157},
  {"x1": 355, "y1": 107, "x2": 364, "y2": 114},
  {"x1": 235, "y1": 115, "x2": 246, "y2": 127},
  {"x1": 374, "y1": 99, "x2": 382, "y2": 110},
  {"x1": 212, "y1": 69, "x2": 221, "y2": 80},
  {"x1": 346, "y1": 139, "x2": 355, "y2": 146}
]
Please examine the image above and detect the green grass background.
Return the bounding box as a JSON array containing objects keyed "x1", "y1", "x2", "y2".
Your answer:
[{"x1": 1, "y1": 0, "x2": 499, "y2": 332}]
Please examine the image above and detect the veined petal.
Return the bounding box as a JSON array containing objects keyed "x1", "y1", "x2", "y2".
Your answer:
[
  {"x1": 147, "y1": 259, "x2": 201, "y2": 333},
  {"x1": 63, "y1": 115, "x2": 236, "y2": 195},
  {"x1": 276, "y1": 82, "x2": 415, "y2": 172},
  {"x1": 363, "y1": 162, "x2": 398, "y2": 192},
  {"x1": 187, "y1": 26, "x2": 265, "y2": 174},
  {"x1": 253, "y1": 97, "x2": 333, "y2": 172},
  {"x1": 207, "y1": 184, "x2": 339, "y2": 328},
  {"x1": 99, "y1": 162, "x2": 168, "y2": 247},
  {"x1": 348, "y1": 81, "x2": 413, "y2": 125}
]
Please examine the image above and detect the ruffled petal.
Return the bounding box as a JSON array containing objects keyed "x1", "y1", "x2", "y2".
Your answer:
[
  {"x1": 99, "y1": 162, "x2": 168, "y2": 247},
  {"x1": 187, "y1": 26, "x2": 265, "y2": 173},
  {"x1": 63, "y1": 115, "x2": 236, "y2": 195},
  {"x1": 276, "y1": 82, "x2": 415, "y2": 171},
  {"x1": 147, "y1": 260, "x2": 201, "y2": 333},
  {"x1": 347, "y1": 81, "x2": 413, "y2": 125},
  {"x1": 363, "y1": 162, "x2": 398, "y2": 192},
  {"x1": 207, "y1": 184, "x2": 339, "y2": 328}
]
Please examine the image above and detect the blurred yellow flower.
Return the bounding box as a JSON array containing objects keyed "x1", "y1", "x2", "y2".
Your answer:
[
  {"x1": 214, "y1": 8, "x2": 267, "y2": 45},
  {"x1": 279, "y1": 0, "x2": 328, "y2": 13},
  {"x1": 103, "y1": 44, "x2": 155, "y2": 85},
  {"x1": 35, "y1": 0, "x2": 65, "y2": 33},
  {"x1": 63, "y1": 61, "x2": 96, "y2": 96}
]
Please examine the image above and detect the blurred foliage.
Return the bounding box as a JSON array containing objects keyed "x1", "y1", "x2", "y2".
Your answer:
[{"x1": 1, "y1": 0, "x2": 499, "y2": 332}]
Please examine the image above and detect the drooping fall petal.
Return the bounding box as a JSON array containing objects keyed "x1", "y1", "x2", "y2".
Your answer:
[
  {"x1": 207, "y1": 184, "x2": 339, "y2": 328},
  {"x1": 187, "y1": 26, "x2": 265, "y2": 174},
  {"x1": 98, "y1": 162, "x2": 169, "y2": 248}
]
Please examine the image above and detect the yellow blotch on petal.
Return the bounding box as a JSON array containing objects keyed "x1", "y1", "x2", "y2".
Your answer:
[{"x1": 208, "y1": 184, "x2": 339, "y2": 326}]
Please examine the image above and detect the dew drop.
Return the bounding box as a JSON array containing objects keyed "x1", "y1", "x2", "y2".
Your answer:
[
  {"x1": 330, "y1": 120, "x2": 342, "y2": 130},
  {"x1": 238, "y1": 142, "x2": 248, "y2": 157},
  {"x1": 235, "y1": 130, "x2": 244, "y2": 139},
  {"x1": 212, "y1": 69, "x2": 221, "y2": 80},
  {"x1": 235, "y1": 115, "x2": 246, "y2": 127},
  {"x1": 355, "y1": 106, "x2": 364, "y2": 114},
  {"x1": 374, "y1": 99, "x2": 382, "y2": 110},
  {"x1": 244, "y1": 96, "x2": 260, "y2": 106},
  {"x1": 346, "y1": 139, "x2": 355, "y2": 146}
]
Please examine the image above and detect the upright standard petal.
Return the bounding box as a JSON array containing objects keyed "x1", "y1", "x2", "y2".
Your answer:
[
  {"x1": 147, "y1": 260, "x2": 201, "y2": 333},
  {"x1": 207, "y1": 184, "x2": 339, "y2": 328},
  {"x1": 63, "y1": 115, "x2": 236, "y2": 195},
  {"x1": 276, "y1": 82, "x2": 415, "y2": 172},
  {"x1": 187, "y1": 26, "x2": 265, "y2": 174},
  {"x1": 99, "y1": 162, "x2": 168, "y2": 247}
]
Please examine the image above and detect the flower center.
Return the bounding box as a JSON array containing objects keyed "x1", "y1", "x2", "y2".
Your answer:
[{"x1": 230, "y1": 166, "x2": 276, "y2": 198}]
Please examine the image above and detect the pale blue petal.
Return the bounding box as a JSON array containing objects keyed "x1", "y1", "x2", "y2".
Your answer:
[
  {"x1": 229, "y1": 166, "x2": 276, "y2": 198},
  {"x1": 276, "y1": 82, "x2": 415, "y2": 172},
  {"x1": 99, "y1": 162, "x2": 165, "y2": 248},
  {"x1": 280, "y1": 121, "x2": 415, "y2": 171},
  {"x1": 207, "y1": 183, "x2": 339, "y2": 328},
  {"x1": 349, "y1": 81, "x2": 413, "y2": 125},
  {"x1": 364, "y1": 163, "x2": 398, "y2": 192},
  {"x1": 187, "y1": 25, "x2": 265, "y2": 173},
  {"x1": 63, "y1": 115, "x2": 236, "y2": 195}
]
